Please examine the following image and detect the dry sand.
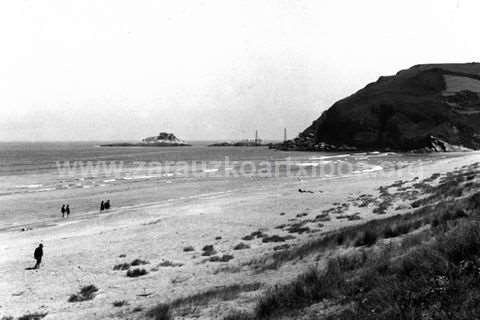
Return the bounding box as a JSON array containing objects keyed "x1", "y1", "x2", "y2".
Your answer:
[{"x1": 1, "y1": 153, "x2": 480, "y2": 319}]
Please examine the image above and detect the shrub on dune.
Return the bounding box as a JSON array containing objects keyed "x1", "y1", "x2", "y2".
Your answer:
[
  {"x1": 68, "y1": 285, "x2": 98, "y2": 302},
  {"x1": 113, "y1": 263, "x2": 130, "y2": 270},
  {"x1": 131, "y1": 259, "x2": 149, "y2": 266},
  {"x1": 233, "y1": 242, "x2": 250, "y2": 250},
  {"x1": 112, "y1": 300, "x2": 128, "y2": 307},
  {"x1": 354, "y1": 230, "x2": 378, "y2": 247},
  {"x1": 17, "y1": 313, "x2": 48, "y2": 320},
  {"x1": 146, "y1": 303, "x2": 172, "y2": 320},
  {"x1": 126, "y1": 268, "x2": 148, "y2": 277},
  {"x1": 209, "y1": 254, "x2": 234, "y2": 262},
  {"x1": 202, "y1": 245, "x2": 217, "y2": 256}
]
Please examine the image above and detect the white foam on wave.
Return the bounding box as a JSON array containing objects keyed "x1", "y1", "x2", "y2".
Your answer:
[
  {"x1": 353, "y1": 165, "x2": 383, "y2": 174},
  {"x1": 203, "y1": 168, "x2": 219, "y2": 173},
  {"x1": 294, "y1": 162, "x2": 321, "y2": 167},
  {"x1": 39, "y1": 187, "x2": 56, "y2": 192},
  {"x1": 103, "y1": 179, "x2": 116, "y2": 183},
  {"x1": 15, "y1": 184, "x2": 43, "y2": 189},
  {"x1": 122, "y1": 175, "x2": 156, "y2": 180},
  {"x1": 309, "y1": 154, "x2": 350, "y2": 160}
]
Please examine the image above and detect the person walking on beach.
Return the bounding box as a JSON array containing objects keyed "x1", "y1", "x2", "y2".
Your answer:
[
  {"x1": 34, "y1": 243, "x2": 43, "y2": 269},
  {"x1": 66, "y1": 204, "x2": 70, "y2": 217},
  {"x1": 104, "y1": 200, "x2": 110, "y2": 210},
  {"x1": 61, "y1": 204, "x2": 66, "y2": 218},
  {"x1": 100, "y1": 200, "x2": 105, "y2": 212}
]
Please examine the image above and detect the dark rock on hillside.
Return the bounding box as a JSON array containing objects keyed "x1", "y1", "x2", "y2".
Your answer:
[{"x1": 275, "y1": 63, "x2": 480, "y2": 152}]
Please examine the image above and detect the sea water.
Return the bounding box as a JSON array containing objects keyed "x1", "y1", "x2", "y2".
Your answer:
[{"x1": 0, "y1": 142, "x2": 454, "y2": 227}]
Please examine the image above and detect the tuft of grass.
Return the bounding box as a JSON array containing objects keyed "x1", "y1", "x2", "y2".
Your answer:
[
  {"x1": 112, "y1": 300, "x2": 128, "y2": 307},
  {"x1": 131, "y1": 259, "x2": 149, "y2": 266},
  {"x1": 68, "y1": 285, "x2": 98, "y2": 302},
  {"x1": 132, "y1": 306, "x2": 143, "y2": 312},
  {"x1": 183, "y1": 246, "x2": 195, "y2": 252},
  {"x1": 17, "y1": 313, "x2": 48, "y2": 320},
  {"x1": 158, "y1": 260, "x2": 184, "y2": 267},
  {"x1": 150, "y1": 282, "x2": 262, "y2": 317},
  {"x1": 202, "y1": 245, "x2": 217, "y2": 256},
  {"x1": 209, "y1": 254, "x2": 234, "y2": 262},
  {"x1": 285, "y1": 223, "x2": 311, "y2": 234},
  {"x1": 233, "y1": 242, "x2": 250, "y2": 250},
  {"x1": 242, "y1": 230, "x2": 267, "y2": 241},
  {"x1": 223, "y1": 311, "x2": 254, "y2": 320},
  {"x1": 262, "y1": 235, "x2": 295, "y2": 243},
  {"x1": 113, "y1": 263, "x2": 130, "y2": 270},
  {"x1": 146, "y1": 303, "x2": 172, "y2": 320},
  {"x1": 254, "y1": 261, "x2": 344, "y2": 319},
  {"x1": 126, "y1": 268, "x2": 148, "y2": 277},
  {"x1": 353, "y1": 230, "x2": 378, "y2": 247}
]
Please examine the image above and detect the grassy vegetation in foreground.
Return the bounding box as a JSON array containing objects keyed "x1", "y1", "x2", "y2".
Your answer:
[
  {"x1": 225, "y1": 190, "x2": 480, "y2": 319},
  {"x1": 146, "y1": 282, "x2": 262, "y2": 319},
  {"x1": 143, "y1": 164, "x2": 480, "y2": 320}
]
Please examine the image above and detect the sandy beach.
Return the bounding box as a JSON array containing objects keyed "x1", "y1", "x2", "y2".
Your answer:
[{"x1": 1, "y1": 152, "x2": 480, "y2": 319}]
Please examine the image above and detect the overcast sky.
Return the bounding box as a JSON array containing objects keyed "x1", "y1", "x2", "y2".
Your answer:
[{"x1": 0, "y1": 0, "x2": 478, "y2": 141}]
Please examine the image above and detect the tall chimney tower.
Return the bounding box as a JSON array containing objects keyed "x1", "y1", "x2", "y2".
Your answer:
[
  {"x1": 284, "y1": 128, "x2": 287, "y2": 142},
  {"x1": 255, "y1": 130, "x2": 258, "y2": 145}
]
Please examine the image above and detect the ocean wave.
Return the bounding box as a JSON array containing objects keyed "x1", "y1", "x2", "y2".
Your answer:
[
  {"x1": 294, "y1": 162, "x2": 322, "y2": 167},
  {"x1": 15, "y1": 184, "x2": 43, "y2": 189},
  {"x1": 309, "y1": 154, "x2": 350, "y2": 160},
  {"x1": 36, "y1": 187, "x2": 56, "y2": 192},
  {"x1": 122, "y1": 175, "x2": 156, "y2": 180},
  {"x1": 353, "y1": 165, "x2": 383, "y2": 174}
]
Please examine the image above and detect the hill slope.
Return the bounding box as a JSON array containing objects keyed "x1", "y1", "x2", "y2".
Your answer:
[{"x1": 279, "y1": 63, "x2": 480, "y2": 152}]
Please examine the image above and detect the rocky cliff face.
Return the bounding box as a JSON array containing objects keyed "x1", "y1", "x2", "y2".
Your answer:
[{"x1": 277, "y1": 63, "x2": 480, "y2": 152}]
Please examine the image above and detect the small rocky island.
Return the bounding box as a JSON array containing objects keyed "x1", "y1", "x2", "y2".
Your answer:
[{"x1": 100, "y1": 132, "x2": 191, "y2": 147}]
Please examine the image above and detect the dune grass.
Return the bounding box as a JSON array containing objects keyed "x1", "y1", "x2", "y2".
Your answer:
[
  {"x1": 146, "y1": 282, "x2": 262, "y2": 319},
  {"x1": 112, "y1": 300, "x2": 128, "y2": 307},
  {"x1": 130, "y1": 259, "x2": 149, "y2": 266},
  {"x1": 113, "y1": 262, "x2": 130, "y2": 270},
  {"x1": 146, "y1": 303, "x2": 172, "y2": 320},
  {"x1": 68, "y1": 285, "x2": 98, "y2": 302},
  {"x1": 126, "y1": 268, "x2": 148, "y2": 277},
  {"x1": 224, "y1": 187, "x2": 480, "y2": 319},
  {"x1": 17, "y1": 313, "x2": 48, "y2": 320}
]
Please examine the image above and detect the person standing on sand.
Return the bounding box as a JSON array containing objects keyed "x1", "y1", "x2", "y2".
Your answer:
[
  {"x1": 61, "y1": 204, "x2": 66, "y2": 218},
  {"x1": 34, "y1": 243, "x2": 43, "y2": 269},
  {"x1": 104, "y1": 200, "x2": 110, "y2": 210},
  {"x1": 100, "y1": 200, "x2": 105, "y2": 212},
  {"x1": 66, "y1": 204, "x2": 70, "y2": 217}
]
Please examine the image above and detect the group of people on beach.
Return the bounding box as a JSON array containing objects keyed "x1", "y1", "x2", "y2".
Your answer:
[
  {"x1": 60, "y1": 204, "x2": 70, "y2": 218},
  {"x1": 100, "y1": 200, "x2": 111, "y2": 211},
  {"x1": 35, "y1": 200, "x2": 113, "y2": 269},
  {"x1": 60, "y1": 200, "x2": 113, "y2": 217}
]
